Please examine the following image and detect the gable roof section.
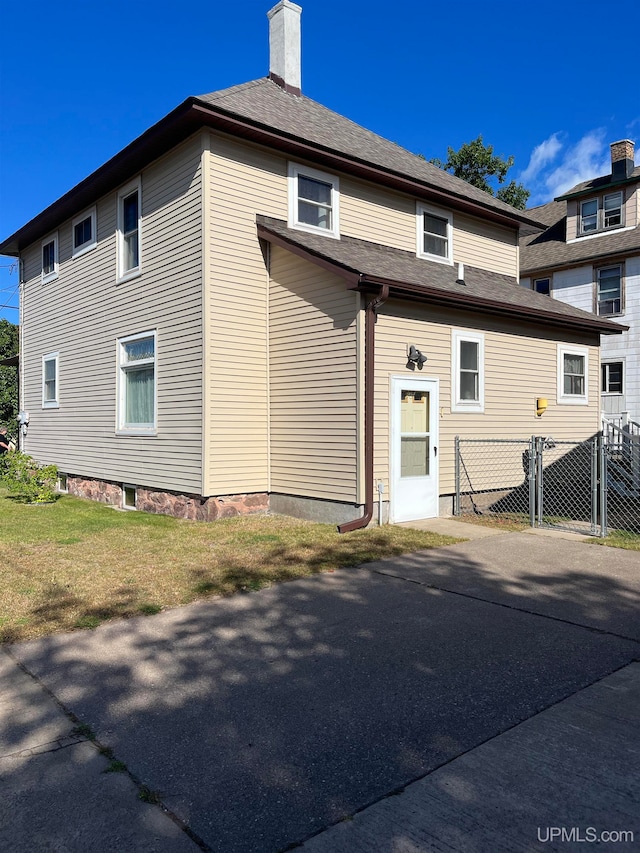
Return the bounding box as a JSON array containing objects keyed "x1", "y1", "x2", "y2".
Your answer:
[
  {"x1": 257, "y1": 216, "x2": 624, "y2": 336},
  {"x1": 1, "y1": 78, "x2": 544, "y2": 256},
  {"x1": 520, "y1": 200, "x2": 640, "y2": 275}
]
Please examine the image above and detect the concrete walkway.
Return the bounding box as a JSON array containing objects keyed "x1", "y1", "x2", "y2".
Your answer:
[{"x1": 1, "y1": 530, "x2": 639, "y2": 852}]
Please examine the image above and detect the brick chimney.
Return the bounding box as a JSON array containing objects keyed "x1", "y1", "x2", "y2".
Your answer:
[
  {"x1": 610, "y1": 139, "x2": 635, "y2": 180},
  {"x1": 267, "y1": 1, "x2": 302, "y2": 96}
]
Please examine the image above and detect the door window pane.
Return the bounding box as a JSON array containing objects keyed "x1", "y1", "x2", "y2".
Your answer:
[
  {"x1": 400, "y1": 390, "x2": 430, "y2": 477},
  {"x1": 401, "y1": 437, "x2": 430, "y2": 477}
]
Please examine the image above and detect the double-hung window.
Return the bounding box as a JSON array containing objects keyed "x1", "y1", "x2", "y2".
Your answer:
[
  {"x1": 288, "y1": 163, "x2": 339, "y2": 237},
  {"x1": 417, "y1": 204, "x2": 453, "y2": 264},
  {"x1": 452, "y1": 330, "x2": 484, "y2": 412},
  {"x1": 596, "y1": 265, "x2": 622, "y2": 316},
  {"x1": 41, "y1": 234, "x2": 59, "y2": 283},
  {"x1": 557, "y1": 345, "x2": 588, "y2": 404},
  {"x1": 117, "y1": 332, "x2": 156, "y2": 432},
  {"x1": 72, "y1": 207, "x2": 97, "y2": 257},
  {"x1": 602, "y1": 362, "x2": 623, "y2": 394},
  {"x1": 580, "y1": 191, "x2": 623, "y2": 235},
  {"x1": 42, "y1": 353, "x2": 59, "y2": 408},
  {"x1": 117, "y1": 179, "x2": 141, "y2": 280}
]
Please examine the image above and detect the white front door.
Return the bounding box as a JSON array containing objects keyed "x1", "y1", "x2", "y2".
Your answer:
[{"x1": 391, "y1": 377, "x2": 439, "y2": 522}]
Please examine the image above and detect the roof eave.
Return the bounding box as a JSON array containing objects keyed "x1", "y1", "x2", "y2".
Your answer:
[
  {"x1": 357, "y1": 275, "x2": 625, "y2": 335},
  {"x1": 256, "y1": 222, "x2": 625, "y2": 337},
  {"x1": 556, "y1": 174, "x2": 640, "y2": 202},
  {"x1": 2, "y1": 94, "x2": 540, "y2": 255}
]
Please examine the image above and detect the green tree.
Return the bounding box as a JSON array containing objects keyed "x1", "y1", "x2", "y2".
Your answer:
[
  {"x1": 431, "y1": 135, "x2": 530, "y2": 209},
  {"x1": 0, "y1": 319, "x2": 19, "y2": 436}
]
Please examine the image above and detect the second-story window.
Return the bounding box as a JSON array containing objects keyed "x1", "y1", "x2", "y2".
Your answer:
[
  {"x1": 580, "y1": 191, "x2": 623, "y2": 235},
  {"x1": 596, "y1": 265, "x2": 622, "y2": 316},
  {"x1": 416, "y1": 204, "x2": 453, "y2": 264},
  {"x1": 72, "y1": 207, "x2": 97, "y2": 257},
  {"x1": 288, "y1": 163, "x2": 339, "y2": 238},
  {"x1": 41, "y1": 234, "x2": 59, "y2": 283},
  {"x1": 117, "y1": 179, "x2": 142, "y2": 280}
]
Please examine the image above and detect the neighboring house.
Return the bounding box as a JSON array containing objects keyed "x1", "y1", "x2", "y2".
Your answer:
[
  {"x1": 520, "y1": 140, "x2": 639, "y2": 425},
  {"x1": 0, "y1": 1, "x2": 623, "y2": 527}
]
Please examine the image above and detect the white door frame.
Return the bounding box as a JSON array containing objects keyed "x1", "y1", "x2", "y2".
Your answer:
[{"x1": 390, "y1": 375, "x2": 439, "y2": 523}]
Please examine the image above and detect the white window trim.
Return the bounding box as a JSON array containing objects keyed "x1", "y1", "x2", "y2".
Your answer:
[
  {"x1": 416, "y1": 203, "x2": 453, "y2": 265},
  {"x1": 117, "y1": 177, "x2": 142, "y2": 282},
  {"x1": 557, "y1": 345, "x2": 589, "y2": 405},
  {"x1": 116, "y1": 330, "x2": 157, "y2": 435},
  {"x1": 451, "y1": 330, "x2": 484, "y2": 413},
  {"x1": 42, "y1": 352, "x2": 59, "y2": 409},
  {"x1": 72, "y1": 206, "x2": 97, "y2": 258},
  {"x1": 601, "y1": 359, "x2": 625, "y2": 395},
  {"x1": 41, "y1": 233, "x2": 59, "y2": 284},
  {"x1": 287, "y1": 162, "x2": 340, "y2": 239}
]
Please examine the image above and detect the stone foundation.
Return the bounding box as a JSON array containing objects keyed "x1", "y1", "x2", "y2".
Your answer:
[{"x1": 66, "y1": 475, "x2": 269, "y2": 521}]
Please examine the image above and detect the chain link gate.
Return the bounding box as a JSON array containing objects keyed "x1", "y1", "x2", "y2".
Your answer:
[{"x1": 455, "y1": 436, "x2": 607, "y2": 536}]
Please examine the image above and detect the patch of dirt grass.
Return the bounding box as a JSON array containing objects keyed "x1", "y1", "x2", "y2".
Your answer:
[
  {"x1": 454, "y1": 512, "x2": 530, "y2": 532},
  {"x1": 0, "y1": 489, "x2": 461, "y2": 643}
]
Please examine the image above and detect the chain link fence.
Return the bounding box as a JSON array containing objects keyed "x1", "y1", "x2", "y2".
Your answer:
[
  {"x1": 455, "y1": 435, "x2": 640, "y2": 537},
  {"x1": 455, "y1": 438, "x2": 534, "y2": 523}
]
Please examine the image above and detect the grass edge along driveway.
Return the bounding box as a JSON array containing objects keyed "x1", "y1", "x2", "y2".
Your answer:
[{"x1": 0, "y1": 490, "x2": 461, "y2": 643}]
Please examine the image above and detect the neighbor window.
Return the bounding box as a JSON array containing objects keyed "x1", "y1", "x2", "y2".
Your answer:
[
  {"x1": 580, "y1": 191, "x2": 623, "y2": 235},
  {"x1": 288, "y1": 163, "x2": 339, "y2": 237},
  {"x1": 42, "y1": 353, "x2": 59, "y2": 408},
  {"x1": 602, "y1": 362, "x2": 623, "y2": 394},
  {"x1": 596, "y1": 265, "x2": 622, "y2": 316},
  {"x1": 117, "y1": 331, "x2": 156, "y2": 432},
  {"x1": 117, "y1": 179, "x2": 141, "y2": 279},
  {"x1": 557, "y1": 345, "x2": 588, "y2": 404},
  {"x1": 41, "y1": 234, "x2": 59, "y2": 283},
  {"x1": 452, "y1": 330, "x2": 484, "y2": 412},
  {"x1": 417, "y1": 204, "x2": 453, "y2": 264},
  {"x1": 533, "y1": 277, "x2": 550, "y2": 296},
  {"x1": 72, "y1": 207, "x2": 97, "y2": 257}
]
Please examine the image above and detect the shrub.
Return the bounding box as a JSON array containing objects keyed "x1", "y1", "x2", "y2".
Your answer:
[{"x1": 2, "y1": 451, "x2": 58, "y2": 503}]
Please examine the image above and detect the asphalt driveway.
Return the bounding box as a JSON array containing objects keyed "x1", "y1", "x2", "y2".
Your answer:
[{"x1": 2, "y1": 532, "x2": 639, "y2": 852}]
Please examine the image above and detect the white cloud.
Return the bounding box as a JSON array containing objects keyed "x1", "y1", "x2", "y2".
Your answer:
[
  {"x1": 524, "y1": 129, "x2": 612, "y2": 205},
  {"x1": 519, "y1": 133, "x2": 562, "y2": 185}
]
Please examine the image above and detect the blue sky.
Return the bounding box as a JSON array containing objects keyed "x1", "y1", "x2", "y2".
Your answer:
[{"x1": 2, "y1": 0, "x2": 639, "y2": 325}]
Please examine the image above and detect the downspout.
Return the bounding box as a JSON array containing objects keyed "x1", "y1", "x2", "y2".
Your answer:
[{"x1": 338, "y1": 282, "x2": 389, "y2": 533}]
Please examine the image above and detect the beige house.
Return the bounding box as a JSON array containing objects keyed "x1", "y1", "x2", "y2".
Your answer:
[{"x1": 0, "y1": 2, "x2": 623, "y2": 528}]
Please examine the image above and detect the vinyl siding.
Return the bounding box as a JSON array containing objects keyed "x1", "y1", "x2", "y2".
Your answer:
[
  {"x1": 205, "y1": 132, "x2": 287, "y2": 494},
  {"x1": 269, "y1": 247, "x2": 358, "y2": 501},
  {"x1": 374, "y1": 301, "x2": 601, "y2": 503},
  {"x1": 20, "y1": 135, "x2": 204, "y2": 493},
  {"x1": 291, "y1": 163, "x2": 518, "y2": 275}
]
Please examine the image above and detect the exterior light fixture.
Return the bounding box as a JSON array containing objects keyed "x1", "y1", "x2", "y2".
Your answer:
[{"x1": 407, "y1": 345, "x2": 427, "y2": 370}]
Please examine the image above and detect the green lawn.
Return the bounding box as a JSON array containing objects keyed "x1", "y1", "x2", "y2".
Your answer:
[{"x1": 0, "y1": 489, "x2": 460, "y2": 642}]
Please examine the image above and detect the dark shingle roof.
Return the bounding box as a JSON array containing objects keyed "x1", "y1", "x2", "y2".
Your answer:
[
  {"x1": 520, "y1": 199, "x2": 640, "y2": 274},
  {"x1": 558, "y1": 165, "x2": 640, "y2": 199},
  {"x1": 257, "y1": 216, "x2": 624, "y2": 336},
  {"x1": 197, "y1": 78, "x2": 542, "y2": 226}
]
